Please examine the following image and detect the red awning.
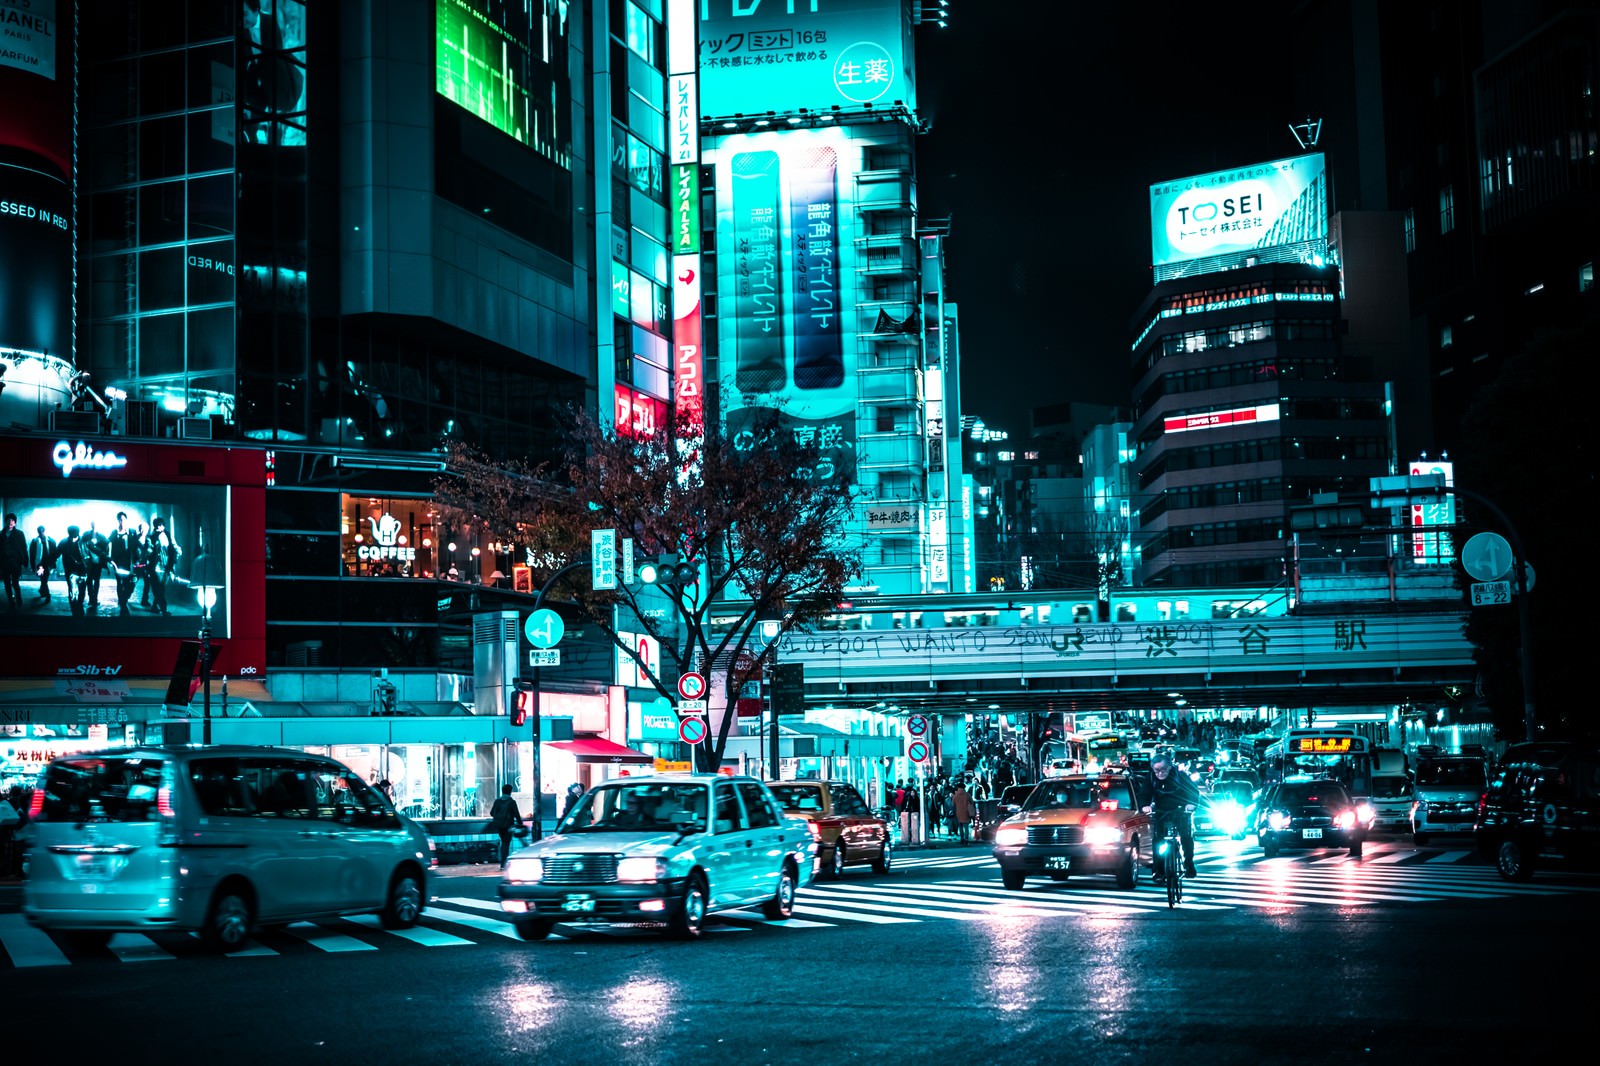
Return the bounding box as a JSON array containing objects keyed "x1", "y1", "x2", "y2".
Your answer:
[{"x1": 544, "y1": 737, "x2": 653, "y2": 764}]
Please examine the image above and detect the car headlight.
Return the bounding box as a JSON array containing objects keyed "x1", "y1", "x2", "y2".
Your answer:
[
  {"x1": 994, "y1": 826, "x2": 1028, "y2": 847},
  {"x1": 504, "y1": 857, "x2": 543, "y2": 883},
  {"x1": 616, "y1": 856, "x2": 667, "y2": 883},
  {"x1": 1355, "y1": 803, "x2": 1375, "y2": 826},
  {"x1": 1267, "y1": 811, "x2": 1290, "y2": 831},
  {"x1": 1083, "y1": 826, "x2": 1123, "y2": 846},
  {"x1": 1334, "y1": 810, "x2": 1357, "y2": 830}
]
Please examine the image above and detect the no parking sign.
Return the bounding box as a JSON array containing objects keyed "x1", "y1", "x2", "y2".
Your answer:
[{"x1": 906, "y1": 739, "x2": 930, "y2": 763}]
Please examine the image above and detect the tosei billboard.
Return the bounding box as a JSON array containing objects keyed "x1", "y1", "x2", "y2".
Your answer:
[
  {"x1": 699, "y1": 0, "x2": 915, "y2": 118},
  {"x1": 0, "y1": 437, "x2": 267, "y2": 679},
  {"x1": 1149, "y1": 153, "x2": 1327, "y2": 273}
]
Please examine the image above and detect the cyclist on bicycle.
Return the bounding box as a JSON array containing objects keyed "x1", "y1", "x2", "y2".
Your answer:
[{"x1": 1141, "y1": 752, "x2": 1201, "y2": 880}]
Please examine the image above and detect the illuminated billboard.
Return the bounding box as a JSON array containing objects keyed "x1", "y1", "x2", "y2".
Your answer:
[
  {"x1": 240, "y1": 0, "x2": 308, "y2": 147},
  {"x1": 435, "y1": 0, "x2": 572, "y2": 169},
  {"x1": 0, "y1": 438, "x2": 267, "y2": 678},
  {"x1": 699, "y1": 0, "x2": 914, "y2": 118},
  {"x1": 1408, "y1": 459, "x2": 1455, "y2": 564},
  {"x1": 1149, "y1": 153, "x2": 1326, "y2": 275},
  {"x1": 713, "y1": 129, "x2": 860, "y2": 483}
]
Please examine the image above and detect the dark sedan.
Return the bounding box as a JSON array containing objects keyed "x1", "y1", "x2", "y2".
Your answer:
[{"x1": 1255, "y1": 778, "x2": 1366, "y2": 858}]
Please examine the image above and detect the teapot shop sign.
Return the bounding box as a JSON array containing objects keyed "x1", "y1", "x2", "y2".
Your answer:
[{"x1": 356, "y1": 512, "x2": 415, "y2": 562}]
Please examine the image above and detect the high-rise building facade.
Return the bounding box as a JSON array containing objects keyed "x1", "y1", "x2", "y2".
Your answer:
[{"x1": 1129, "y1": 152, "x2": 1392, "y2": 587}]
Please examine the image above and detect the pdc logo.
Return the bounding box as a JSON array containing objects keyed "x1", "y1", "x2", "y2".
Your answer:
[{"x1": 1166, "y1": 179, "x2": 1275, "y2": 256}]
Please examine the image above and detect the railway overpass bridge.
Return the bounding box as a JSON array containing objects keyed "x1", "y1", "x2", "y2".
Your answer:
[{"x1": 774, "y1": 608, "x2": 1476, "y2": 720}]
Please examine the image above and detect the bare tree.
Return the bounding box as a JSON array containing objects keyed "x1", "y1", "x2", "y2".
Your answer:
[{"x1": 435, "y1": 407, "x2": 862, "y2": 770}]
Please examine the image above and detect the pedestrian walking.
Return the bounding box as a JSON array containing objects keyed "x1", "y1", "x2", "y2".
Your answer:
[
  {"x1": 952, "y1": 779, "x2": 973, "y2": 844},
  {"x1": 488, "y1": 784, "x2": 523, "y2": 867}
]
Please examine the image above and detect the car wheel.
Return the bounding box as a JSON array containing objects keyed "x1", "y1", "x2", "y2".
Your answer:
[
  {"x1": 762, "y1": 863, "x2": 797, "y2": 920},
  {"x1": 59, "y1": 929, "x2": 113, "y2": 952},
  {"x1": 516, "y1": 918, "x2": 555, "y2": 941},
  {"x1": 201, "y1": 886, "x2": 254, "y2": 952},
  {"x1": 380, "y1": 870, "x2": 424, "y2": 929},
  {"x1": 872, "y1": 840, "x2": 893, "y2": 874},
  {"x1": 828, "y1": 842, "x2": 847, "y2": 879},
  {"x1": 1262, "y1": 837, "x2": 1279, "y2": 858},
  {"x1": 1412, "y1": 832, "x2": 1429, "y2": 846},
  {"x1": 1001, "y1": 869, "x2": 1026, "y2": 891},
  {"x1": 1496, "y1": 838, "x2": 1535, "y2": 882},
  {"x1": 1115, "y1": 847, "x2": 1136, "y2": 890},
  {"x1": 669, "y1": 873, "x2": 708, "y2": 939}
]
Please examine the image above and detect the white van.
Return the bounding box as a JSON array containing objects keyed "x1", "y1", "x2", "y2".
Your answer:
[{"x1": 24, "y1": 745, "x2": 434, "y2": 952}]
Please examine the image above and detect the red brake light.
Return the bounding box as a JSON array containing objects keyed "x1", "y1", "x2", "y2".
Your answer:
[
  {"x1": 157, "y1": 787, "x2": 175, "y2": 819},
  {"x1": 27, "y1": 789, "x2": 43, "y2": 819}
]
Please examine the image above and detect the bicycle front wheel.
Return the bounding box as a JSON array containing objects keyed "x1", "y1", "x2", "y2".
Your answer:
[{"x1": 1167, "y1": 860, "x2": 1180, "y2": 908}]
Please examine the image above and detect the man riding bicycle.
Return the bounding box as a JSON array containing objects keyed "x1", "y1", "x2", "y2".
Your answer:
[{"x1": 1141, "y1": 752, "x2": 1201, "y2": 880}]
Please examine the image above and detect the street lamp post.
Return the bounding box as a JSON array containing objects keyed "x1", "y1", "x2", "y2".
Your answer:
[{"x1": 191, "y1": 552, "x2": 225, "y2": 745}]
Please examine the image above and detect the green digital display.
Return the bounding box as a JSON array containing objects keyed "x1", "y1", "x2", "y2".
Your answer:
[{"x1": 435, "y1": 0, "x2": 572, "y2": 169}]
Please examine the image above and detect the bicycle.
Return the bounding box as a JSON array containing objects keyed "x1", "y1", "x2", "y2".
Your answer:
[{"x1": 1155, "y1": 816, "x2": 1184, "y2": 908}]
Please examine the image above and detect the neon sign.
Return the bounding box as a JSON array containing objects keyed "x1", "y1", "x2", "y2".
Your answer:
[
  {"x1": 1295, "y1": 737, "x2": 1353, "y2": 754},
  {"x1": 52, "y1": 441, "x2": 128, "y2": 477},
  {"x1": 357, "y1": 512, "x2": 415, "y2": 561}
]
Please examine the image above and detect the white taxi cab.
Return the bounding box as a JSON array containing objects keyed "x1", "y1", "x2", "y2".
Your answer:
[{"x1": 498, "y1": 774, "x2": 815, "y2": 940}]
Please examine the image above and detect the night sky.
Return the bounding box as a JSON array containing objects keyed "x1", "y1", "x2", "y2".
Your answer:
[{"x1": 915, "y1": 4, "x2": 1304, "y2": 434}]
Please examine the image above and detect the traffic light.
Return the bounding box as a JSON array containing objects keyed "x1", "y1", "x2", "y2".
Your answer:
[
  {"x1": 638, "y1": 552, "x2": 697, "y2": 587},
  {"x1": 771, "y1": 662, "x2": 805, "y2": 715},
  {"x1": 511, "y1": 687, "x2": 535, "y2": 728}
]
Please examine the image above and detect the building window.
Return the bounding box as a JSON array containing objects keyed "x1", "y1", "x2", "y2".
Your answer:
[
  {"x1": 1581, "y1": 262, "x2": 1594, "y2": 292},
  {"x1": 1440, "y1": 325, "x2": 1453, "y2": 349},
  {"x1": 1439, "y1": 185, "x2": 1455, "y2": 235},
  {"x1": 1403, "y1": 208, "x2": 1416, "y2": 253}
]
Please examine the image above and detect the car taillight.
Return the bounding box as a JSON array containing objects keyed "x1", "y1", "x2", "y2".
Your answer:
[
  {"x1": 806, "y1": 822, "x2": 822, "y2": 839},
  {"x1": 27, "y1": 789, "x2": 43, "y2": 819},
  {"x1": 157, "y1": 787, "x2": 175, "y2": 819}
]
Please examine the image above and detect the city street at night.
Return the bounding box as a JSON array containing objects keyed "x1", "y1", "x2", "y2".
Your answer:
[{"x1": 5, "y1": 839, "x2": 1595, "y2": 1063}]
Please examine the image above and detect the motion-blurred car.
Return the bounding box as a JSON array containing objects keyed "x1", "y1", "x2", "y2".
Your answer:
[
  {"x1": 975, "y1": 783, "x2": 1037, "y2": 842},
  {"x1": 498, "y1": 774, "x2": 814, "y2": 941},
  {"x1": 766, "y1": 779, "x2": 891, "y2": 878},
  {"x1": 1254, "y1": 777, "x2": 1367, "y2": 858},
  {"x1": 1197, "y1": 779, "x2": 1255, "y2": 839},
  {"x1": 991, "y1": 774, "x2": 1151, "y2": 890},
  {"x1": 1474, "y1": 743, "x2": 1597, "y2": 881}
]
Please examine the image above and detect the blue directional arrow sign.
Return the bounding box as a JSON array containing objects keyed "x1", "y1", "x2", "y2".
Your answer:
[{"x1": 524, "y1": 609, "x2": 565, "y2": 649}]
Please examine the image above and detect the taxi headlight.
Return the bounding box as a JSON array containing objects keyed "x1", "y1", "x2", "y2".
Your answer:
[
  {"x1": 616, "y1": 856, "x2": 667, "y2": 883},
  {"x1": 994, "y1": 826, "x2": 1028, "y2": 848},
  {"x1": 1083, "y1": 826, "x2": 1123, "y2": 846},
  {"x1": 1334, "y1": 810, "x2": 1357, "y2": 831},
  {"x1": 1267, "y1": 811, "x2": 1291, "y2": 831},
  {"x1": 504, "y1": 857, "x2": 543, "y2": 883}
]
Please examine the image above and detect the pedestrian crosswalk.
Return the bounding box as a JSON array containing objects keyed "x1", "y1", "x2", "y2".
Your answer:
[{"x1": 2, "y1": 842, "x2": 1595, "y2": 966}]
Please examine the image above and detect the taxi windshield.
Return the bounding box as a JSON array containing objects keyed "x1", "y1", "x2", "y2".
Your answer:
[
  {"x1": 560, "y1": 782, "x2": 708, "y2": 833},
  {"x1": 1023, "y1": 780, "x2": 1132, "y2": 811}
]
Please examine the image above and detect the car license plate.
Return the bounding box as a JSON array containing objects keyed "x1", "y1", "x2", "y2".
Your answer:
[
  {"x1": 562, "y1": 894, "x2": 596, "y2": 913},
  {"x1": 73, "y1": 856, "x2": 110, "y2": 880},
  {"x1": 1044, "y1": 856, "x2": 1071, "y2": 871},
  {"x1": 1302, "y1": 828, "x2": 1323, "y2": 839}
]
